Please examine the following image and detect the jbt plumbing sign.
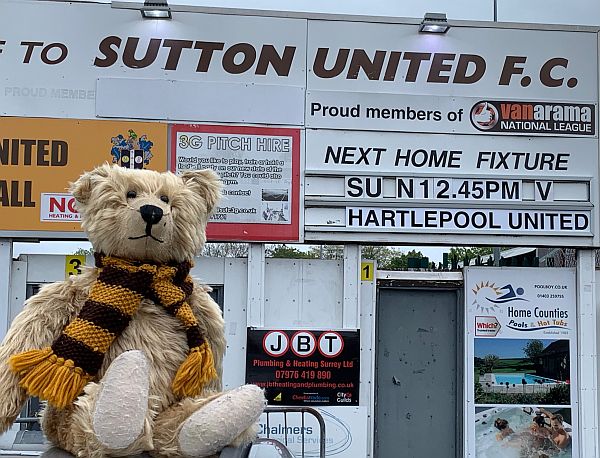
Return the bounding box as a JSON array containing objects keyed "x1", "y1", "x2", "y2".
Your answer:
[{"x1": 246, "y1": 329, "x2": 360, "y2": 406}]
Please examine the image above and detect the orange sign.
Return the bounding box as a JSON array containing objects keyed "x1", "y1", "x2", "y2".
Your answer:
[{"x1": 0, "y1": 118, "x2": 167, "y2": 237}]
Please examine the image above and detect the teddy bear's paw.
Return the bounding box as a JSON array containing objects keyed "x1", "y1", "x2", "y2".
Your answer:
[
  {"x1": 92, "y1": 350, "x2": 150, "y2": 450},
  {"x1": 178, "y1": 385, "x2": 265, "y2": 457}
]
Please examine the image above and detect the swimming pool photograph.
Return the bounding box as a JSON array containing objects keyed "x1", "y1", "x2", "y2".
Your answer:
[
  {"x1": 474, "y1": 338, "x2": 571, "y2": 405},
  {"x1": 475, "y1": 406, "x2": 573, "y2": 458}
]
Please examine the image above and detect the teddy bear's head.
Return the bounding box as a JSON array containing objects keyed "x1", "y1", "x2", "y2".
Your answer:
[{"x1": 70, "y1": 164, "x2": 221, "y2": 263}]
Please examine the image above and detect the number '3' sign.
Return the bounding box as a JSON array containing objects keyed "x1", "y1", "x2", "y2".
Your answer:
[{"x1": 65, "y1": 255, "x2": 86, "y2": 278}]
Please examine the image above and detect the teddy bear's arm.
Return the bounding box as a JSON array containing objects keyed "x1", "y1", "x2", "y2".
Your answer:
[
  {"x1": 0, "y1": 279, "x2": 80, "y2": 433},
  {"x1": 188, "y1": 283, "x2": 226, "y2": 389}
]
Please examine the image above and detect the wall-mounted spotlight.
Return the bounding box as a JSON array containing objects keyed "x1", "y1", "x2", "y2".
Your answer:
[
  {"x1": 141, "y1": 0, "x2": 171, "y2": 19},
  {"x1": 419, "y1": 13, "x2": 449, "y2": 34}
]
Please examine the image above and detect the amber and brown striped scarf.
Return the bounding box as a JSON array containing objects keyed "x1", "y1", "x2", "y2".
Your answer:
[{"x1": 9, "y1": 254, "x2": 216, "y2": 409}]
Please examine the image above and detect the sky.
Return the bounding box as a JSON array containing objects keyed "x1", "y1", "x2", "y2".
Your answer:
[
  {"x1": 13, "y1": 241, "x2": 92, "y2": 257},
  {"x1": 474, "y1": 338, "x2": 561, "y2": 359},
  {"x1": 106, "y1": 0, "x2": 600, "y2": 26}
]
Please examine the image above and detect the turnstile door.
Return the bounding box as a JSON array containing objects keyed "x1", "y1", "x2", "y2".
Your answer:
[{"x1": 375, "y1": 288, "x2": 459, "y2": 458}]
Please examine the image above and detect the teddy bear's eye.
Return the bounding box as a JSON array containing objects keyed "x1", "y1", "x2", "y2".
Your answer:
[
  {"x1": 126, "y1": 190, "x2": 137, "y2": 199},
  {"x1": 160, "y1": 195, "x2": 169, "y2": 204}
]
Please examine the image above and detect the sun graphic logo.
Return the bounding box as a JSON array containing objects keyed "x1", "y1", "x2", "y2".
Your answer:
[
  {"x1": 472, "y1": 281, "x2": 528, "y2": 313},
  {"x1": 472, "y1": 282, "x2": 503, "y2": 314}
]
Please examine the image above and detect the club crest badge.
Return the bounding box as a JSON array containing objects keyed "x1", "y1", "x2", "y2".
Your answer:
[{"x1": 110, "y1": 129, "x2": 154, "y2": 169}]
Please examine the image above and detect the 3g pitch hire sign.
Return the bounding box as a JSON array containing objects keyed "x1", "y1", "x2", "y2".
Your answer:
[
  {"x1": 171, "y1": 124, "x2": 301, "y2": 242},
  {"x1": 246, "y1": 330, "x2": 360, "y2": 406},
  {"x1": 304, "y1": 130, "x2": 599, "y2": 247}
]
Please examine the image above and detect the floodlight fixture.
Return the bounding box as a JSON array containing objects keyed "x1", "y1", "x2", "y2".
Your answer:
[
  {"x1": 419, "y1": 13, "x2": 449, "y2": 34},
  {"x1": 141, "y1": 0, "x2": 171, "y2": 19}
]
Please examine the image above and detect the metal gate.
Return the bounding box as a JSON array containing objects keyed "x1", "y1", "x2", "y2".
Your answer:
[{"x1": 374, "y1": 287, "x2": 461, "y2": 458}]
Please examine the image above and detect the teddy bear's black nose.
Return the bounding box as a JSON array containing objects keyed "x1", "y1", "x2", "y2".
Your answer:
[{"x1": 140, "y1": 204, "x2": 163, "y2": 225}]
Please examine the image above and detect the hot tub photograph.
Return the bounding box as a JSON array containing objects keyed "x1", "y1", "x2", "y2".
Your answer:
[{"x1": 475, "y1": 406, "x2": 573, "y2": 458}]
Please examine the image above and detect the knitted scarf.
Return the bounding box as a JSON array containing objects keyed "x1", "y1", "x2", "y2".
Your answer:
[{"x1": 9, "y1": 254, "x2": 217, "y2": 409}]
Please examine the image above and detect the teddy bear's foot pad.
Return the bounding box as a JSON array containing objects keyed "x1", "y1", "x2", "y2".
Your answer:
[
  {"x1": 92, "y1": 350, "x2": 150, "y2": 450},
  {"x1": 178, "y1": 385, "x2": 265, "y2": 457}
]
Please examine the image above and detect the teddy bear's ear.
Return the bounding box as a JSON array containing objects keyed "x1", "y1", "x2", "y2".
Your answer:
[
  {"x1": 181, "y1": 169, "x2": 222, "y2": 214},
  {"x1": 69, "y1": 163, "x2": 112, "y2": 204}
]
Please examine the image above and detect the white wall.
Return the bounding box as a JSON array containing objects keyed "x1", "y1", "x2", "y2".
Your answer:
[{"x1": 5, "y1": 253, "x2": 376, "y2": 456}]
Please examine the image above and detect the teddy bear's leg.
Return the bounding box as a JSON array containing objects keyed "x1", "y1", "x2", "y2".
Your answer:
[
  {"x1": 91, "y1": 350, "x2": 152, "y2": 450},
  {"x1": 152, "y1": 385, "x2": 265, "y2": 458},
  {"x1": 42, "y1": 350, "x2": 154, "y2": 457}
]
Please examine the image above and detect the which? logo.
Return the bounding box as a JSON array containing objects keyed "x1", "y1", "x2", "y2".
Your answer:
[{"x1": 475, "y1": 316, "x2": 501, "y2": 337}]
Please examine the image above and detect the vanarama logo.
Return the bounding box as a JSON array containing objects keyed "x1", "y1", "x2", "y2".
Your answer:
[
  {"x1": 471, "y1": 102, "x2": 499, "y2": 130},
  {"x1": 472, "y1": 282, "x2": 528, "y2": 314},
  {"x1": 110, "y1": 129, "x2": 154, "y2": 169},
  {"x1": 471, "y1": 100, "x2": 595, "y2": 136}
]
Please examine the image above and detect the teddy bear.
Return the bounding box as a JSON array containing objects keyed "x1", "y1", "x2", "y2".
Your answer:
[{"x1": 0, "y1": 164, "x2": 265, "y2": 457}]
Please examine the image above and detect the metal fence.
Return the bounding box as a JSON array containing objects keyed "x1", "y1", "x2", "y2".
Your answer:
[{"x1": 262, "y1": 407, "x2": 326, "y2": 458}]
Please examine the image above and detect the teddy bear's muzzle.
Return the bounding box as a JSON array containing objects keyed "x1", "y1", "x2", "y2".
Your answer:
[
  {"x1": 140, "y1": 204, "x2": 164, "y2": 225},
  {"x1": 127, "y1": 204, "x2": 166, "y2": 243}
]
